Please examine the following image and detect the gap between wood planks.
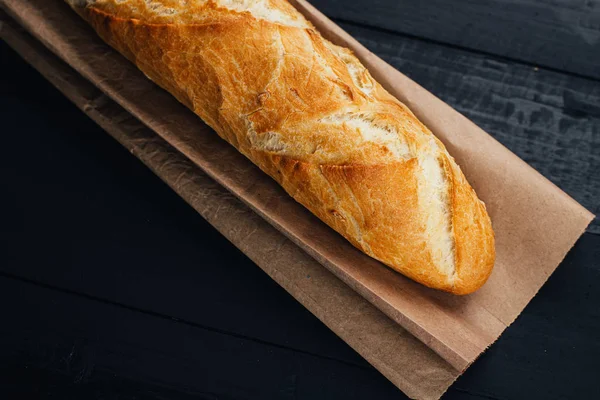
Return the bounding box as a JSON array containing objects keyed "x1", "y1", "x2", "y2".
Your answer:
[
  {"x1": 333, "y1": 17, "x2": 600, "y2": 83},
  {"x1": 0, "y1": 270, "x2": 372, "y2": 372},
  {"x1": 311, "y1": 0, "x2": 600, "y2": 81}
]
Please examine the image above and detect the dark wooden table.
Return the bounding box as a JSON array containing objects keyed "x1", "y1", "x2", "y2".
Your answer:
[{"x1": 1, "y1": 1, "x2": 599, "y2": 399}]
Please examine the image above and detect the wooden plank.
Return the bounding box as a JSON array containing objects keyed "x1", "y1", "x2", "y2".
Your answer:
[
  {"x1": 312, "y1": 0, "x2": 600, "y2": 80},
  {"x1": 337, "y1": 21, "x2": 600, "y2": 232},
  {"x1": 1, "y1": 233, "x2": 598, "y2": 400},
  {"x1": 454, "y1": 232, "x2": 600, "y2": 399},
  {"x1": 0, "y1": 277, "x2": 402, "y2": 400}
]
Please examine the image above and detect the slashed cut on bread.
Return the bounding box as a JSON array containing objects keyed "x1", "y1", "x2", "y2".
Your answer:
[{"x1": 65, "y1": 0, "x2": 495, "y2": 294}]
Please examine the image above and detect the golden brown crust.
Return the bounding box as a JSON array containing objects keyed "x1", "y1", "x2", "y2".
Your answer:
[{"x1": 67, "y1": 0, "x2": 495, "y2": 294}]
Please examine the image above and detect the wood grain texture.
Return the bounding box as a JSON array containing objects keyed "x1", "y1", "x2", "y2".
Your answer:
[
  {"x1": 336, "y1": 21, "x2": 600, "y2": 232},
  {"x1": 0, "y1": 276, "x2": 402, "y2": 399},
  {"x1": 311, "y1": 0, "x2": 600, "y2": 80}
]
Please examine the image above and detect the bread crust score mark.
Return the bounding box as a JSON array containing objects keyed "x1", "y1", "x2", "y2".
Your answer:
[{"x1": 66, "y1": 0, "x2": 495, "y2": 294}]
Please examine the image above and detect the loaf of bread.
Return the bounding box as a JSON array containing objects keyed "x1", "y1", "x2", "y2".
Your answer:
[{"x1": 66, "y1": 0, "x2": 495, "y2": 294}]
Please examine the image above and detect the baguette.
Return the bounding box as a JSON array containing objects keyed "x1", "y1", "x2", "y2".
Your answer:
[{"x1": 65, "y1": 0, "x2": 495, "y2": 294}]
